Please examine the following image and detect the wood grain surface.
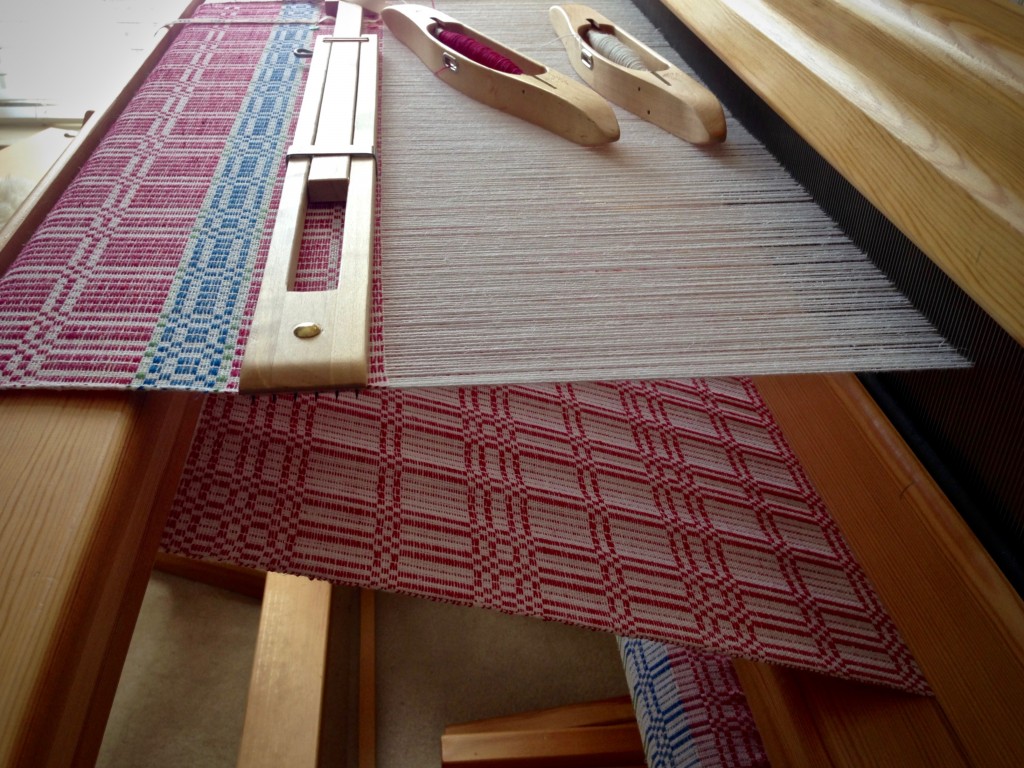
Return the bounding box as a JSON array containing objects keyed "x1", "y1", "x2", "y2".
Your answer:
[
  {"x1": 661, "y1": 0, "x2": 1024, "y2": 344},
  {"x1": 0, "y1": 390, "x2": 202, "y2": 767},
  {"x1": 755, "y1": 373, "x2": 1024, "y2": 766}
]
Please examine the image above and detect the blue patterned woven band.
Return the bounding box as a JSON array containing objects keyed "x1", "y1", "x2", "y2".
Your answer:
[
  {"x1": 619, "y1": 637, "x2": 768, "y2": 767},
  {"x1": 0, "y1": 3, "x2": 320, "y2": 390}
]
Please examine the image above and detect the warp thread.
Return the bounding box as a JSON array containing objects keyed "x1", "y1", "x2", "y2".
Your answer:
[
  {"x1": 436, "y1": 28, "x2": 524, "y2": 74},
  {"x1": 587, "y1": 27, "x2": 646, "y2": 70},
  {"x1": 162, "y1": 18, "x2": 330, "y2": 28}
]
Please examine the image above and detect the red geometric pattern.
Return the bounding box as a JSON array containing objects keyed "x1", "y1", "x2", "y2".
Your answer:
[
  {"x1": 163, "y1": 377, "x2": 929, "y2": 693},
  {"x1": 668, "y1": 645, "x2": 768, "y2": 767},
  {"x1": 0, "y1": 3, "x2": 316, "y2": 390}
]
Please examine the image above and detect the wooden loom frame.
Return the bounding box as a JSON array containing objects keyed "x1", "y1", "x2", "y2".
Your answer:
[{"x1": 1, "y1": 1, "x2": 1023, "y2": 766}]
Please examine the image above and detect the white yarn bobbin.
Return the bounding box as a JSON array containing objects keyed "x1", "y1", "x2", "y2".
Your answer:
[{"x1": 587, "y1": 28, "x2": 646, "y2": 70}]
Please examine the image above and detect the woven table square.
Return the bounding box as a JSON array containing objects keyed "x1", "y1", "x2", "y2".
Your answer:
[
  {"x1": 163, "y1": 376, "x2": 929, "y2": 694},
  {"x1": 0, "y1": 2, "x2": 322, "y2": 390}
]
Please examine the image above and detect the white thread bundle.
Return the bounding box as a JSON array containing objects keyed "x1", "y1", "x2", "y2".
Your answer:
[
  {"x1": 376, "y1": 0, "x2": 965, "y2": 387},
  {"x1": 587, "y1": 28, "x2": 646, "y2": 70}
]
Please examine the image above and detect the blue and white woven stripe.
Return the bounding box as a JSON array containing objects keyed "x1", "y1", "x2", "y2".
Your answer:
[{"x1": 618, "y1": 637, "x2": 769, "y2": 767}]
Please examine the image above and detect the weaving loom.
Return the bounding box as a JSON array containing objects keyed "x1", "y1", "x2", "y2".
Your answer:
[{"x1": 1, "y1": 0, "x2": 1023, "y2": 766}]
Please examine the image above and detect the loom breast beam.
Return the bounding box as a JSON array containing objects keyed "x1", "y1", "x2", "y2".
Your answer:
[
  {"x1": 550, "y1": 4, "x2": 725, "y2": 144},
  {"x1": 381, "y1": 4, "x2": 619, "y2": 146},
  {"x1": 239, "y1": 4, "x2": 377, "y2": 393}
]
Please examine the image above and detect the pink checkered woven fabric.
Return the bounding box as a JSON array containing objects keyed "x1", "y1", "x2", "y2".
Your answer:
[
  {"x1": 666, "y1": 646, "x2": 767, "y2": 766},
  {"x1": 163, "y1": 377, "x2": 928, "y2": 693},
  {"x1": 0, "y1": 3, "x2": 318, "y2": 390}
]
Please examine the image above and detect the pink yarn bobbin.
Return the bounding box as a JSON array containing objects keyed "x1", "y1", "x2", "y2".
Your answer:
[{"x1": 435, "y1": 28, "x2": 524, "y2": 75}]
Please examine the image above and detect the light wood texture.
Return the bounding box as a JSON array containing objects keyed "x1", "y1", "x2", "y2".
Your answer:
[
  {"x1": 659, "y1": 0, "x2": 1024, "y2": 343},
  {"x1": 153, "y1": 551, "x2": 267, "y2": 600},
  {"x1": 754, "y1": 373, "x2": 1024, "y2": 767},
  {"x1": 308, "y1": 2, "x2": 365, "y2": 202},
  {"x1": 381, "y1": 4, "x2": 619, "y2": 146},
  {"x1": 734, "y1": 660, "x2": 969, "y2": 767},
  {"x1": 441, "y1": 724, "x2": 644, "y2": 768},
  {"x1": 444, "y1": 697, "x2": 636, "y2": 736},
  {"x1": 237, "y1": 572, "x2": 333, "y2": 768},
  {"x1": 443, "y1": 697, "x2": 642, "y2": 768},
  {"x1": 550, "y1": 4, "x2": 725, "y2": 144},
  {"x1": 0, "y1": 390, "x2": 203, "y2": 767},
  {"x1": 358, "y1": 589, "x2": 376, "y2": 768},
  {"x1": 0, "y1": 0, "x2": 202, "y2": 278},
  {"x1": 732, "y1": 660, "x2": 835, "y2": 768},
  {"x1": 239, "y1": 19, "x2": 377, "y2": 392}
]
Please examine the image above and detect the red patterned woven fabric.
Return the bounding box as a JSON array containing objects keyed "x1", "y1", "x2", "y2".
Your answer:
[
  {"x1": 0, "y1": 3, "x2": 318, "y2": 390},
  {"x1": 163, "y1": 377, "x2": 928, "y2": 693},
  {"x1": 667, "y1": 646, "x2": 767, "y2": 766}
]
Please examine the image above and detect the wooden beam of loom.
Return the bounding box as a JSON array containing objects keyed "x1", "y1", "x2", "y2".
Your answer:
[
  {"x1": 0, "y1": 390, "x2": 203, "y2": 767},
  {"x1": 441, "y1": 725, "x2": 645, "y2": 768},
  {"x1": 239, "y1": 2, "x2": 377, "y2": 393},
  {"x1": 658, "y1": 0, "x2": 1024, "y2": 345},
  {"x1": 754, "y1": 373, "x2": 1024, "y2": 767},
  {"x1": 237, "y1": 572, "x2": 333, "y2": 768}
]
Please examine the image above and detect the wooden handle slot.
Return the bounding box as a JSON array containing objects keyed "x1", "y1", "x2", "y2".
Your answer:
[{"x1": 239, "y1": 19, "x2": 377, "y2": 393}]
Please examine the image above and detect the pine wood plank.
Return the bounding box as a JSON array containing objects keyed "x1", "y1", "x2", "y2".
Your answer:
[
  {"x1": 153, "y1": 552, "x2": 267, "y2": 600},
  {"x1": 237, "y1": 572, "x2": 333, "y2": 768},
  {"x1": 754, "y1": 373, "x2": 1024, "y2": 767},
  {"x1": 0, "y1": 390, "x2": 203, "y2": 767},
  {"x1": 441, "y1": 723, "x2": 645, "y2": 768},
  {"x1": 731, "y1": 660, "x2": 834, "y2": 768},
  {"x1": 358, "y1": 589, "x2": 376, "y2": 768},
  {"x1": 659, "y1": 0, "x2": 1024, "y2": 344},
  {"x1": 734, "y1": 660, "x2": 969, "y2": 767},
  {"x1": 444, "y1": 697, "x2": 636, "y2": 736}
]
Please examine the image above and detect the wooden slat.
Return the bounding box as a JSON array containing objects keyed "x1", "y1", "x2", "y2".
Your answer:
[
  {"x1": 0, "y1": 390, "x2": 203, "y2": 767},
  {"x1": 153, "y1": 552, "x2": 267, "y2": 600},
  {"x1": 237, "y1": 572, "x2": 332, "y2": 768},
  {"x1": 734, "y1": 660, "x2": 968, "y2": 767},
  {"x1": 731, "y1": 660, "x2": 834, "y2": 768},
  {"x1": 238, "y1": 17, "x2": 377, "y2": 393},
  {"x1": 358, "y1": 589, "x2": 376, "y2": 768},
  {"x1": 441, "y1": 724, "x2": 645, "y2": 768},
  {"x1": 660, "y1": 0, "x2": 1024, "y2": 344},
  {"x1": 445, "y1": 697, "x2": 636, "y2": 736},
  {"x1": 754, "y1": 373, "x2": 1024, "y2": 767},
  {"x1": 307, "y1": 2, "x2": 365, "y2": 202}
]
